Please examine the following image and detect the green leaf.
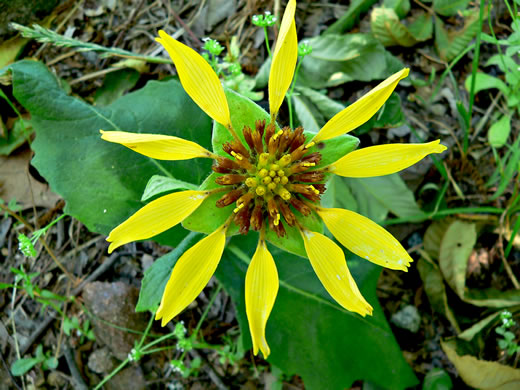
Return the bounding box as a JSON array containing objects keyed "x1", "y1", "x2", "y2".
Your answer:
[
  {"x1": 488, "y1": 115, "x2": 511, "y2": 148},
  {"x1": 141, "y1": 175, "x2": 198, "y2": 201},
  {"x1": 295, "y1": 86, "x2": 345, "y2": 119},
  {"x1": 438, "y1": 220, "x2": 520, "y2": 307},
  {"x1": 292, "y1": 94, "x2": 322, "y2": 133},
  {"x1": 458, "y1": 312, "x2": 501, "y2": 342},
  {"x1": 441, "y1": 339, "x2": 520, "y2": 389},
  {"x1": 371, "y1": 8, "x2": 432, "y2": 47},
  {"x1": 218, "y1": 236, "x2": 417, "y2": 389},
  {"x1": 490, "y1": 136, "x2": 520, "y2": 201},
  {"x1": 422, "y1": 368, "x2": 453, "y2": 390},
  {"x1": 298, "y1": 34, "x2": 391, "y2": 88},
  {"x1": 383, "y1": 0, "x2": 411, "y2": 19},
  {"x1": 324, "y1": 0, "x2": 379, "y2": 34},
  {"x1": 438, "y1": 220, "x2": 476, "y2": 298},
  {"x1": 417, "y1": 258, "x2": 459, "y2": 331},
  {"x1": 345, "y1": 174, "x2": 425, "y2": 222},
  {"x1": 4, "y1": 60, "x2": 213, "y2": 248},
  {"x1": 435, "y1": 9, "x2": 483, "y2": 62},
  {"x1": 0, "y1": 117, "x2": 30, "y2": 156},
  {"x1": 464, "y1": 73, "x2": 509, "y2": 96},
  {"x1": 93, "y1": 68, "x2": 140, "y2": 106},
  {"x1": 433, "y1": 0, "x2": 472, "y2": 17},
  {"x1": 11, "y1": 357, "x2": 40, "y2": 376},
  {"x1": 136, "y1": 232, "x2": 202, "y2": 312}
]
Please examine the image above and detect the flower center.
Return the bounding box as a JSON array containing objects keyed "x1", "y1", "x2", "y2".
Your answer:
[{"x1": 212, "y1": 120, "x2": 326, "y2": 237}]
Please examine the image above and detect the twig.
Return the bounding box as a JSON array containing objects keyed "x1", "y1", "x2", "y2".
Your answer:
[
  {"x1": 190, "y1": 349, "x2": 228, "y2": 390},
  {"x1": 64, "y1": 346, "x2": 89, "y2": 390}
]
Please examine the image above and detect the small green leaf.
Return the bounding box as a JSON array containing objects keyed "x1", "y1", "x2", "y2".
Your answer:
[
  {"x1": 11, "y1": 357, "x2": 40, "y2": 376},
  {"x1": 141, "y1": 175, "x2": 198, "y2": 201},
  {"x1": 292, "y1": 94, "x2": 322, "y2": 133},
  {"x1": 435, "y1": 9, "x2": 484, "y2": 62},
  {"x1": 433, "y1": 0, "x2": 472, "y2": 17},
  {"x1": 464, "y1": 73, "x2": 509, "y2": 96},
  {"x1": 383, "y1": 0, "x2": 411, "y2": 19},
  {"x1": 136, "y1": 231, "x2": 202, "y2": 312},
  {"x1": 488, "y1": 115, "x2": 511, "y2": 148},
  {"x1": 422, "y1": 368, "x2": 453, "y2": 390},
  {"x1": 295, "y1": 86, "x2": 345, "y2": 119},
  {"x1": 371, "y1": 9, "x2": 432, "y2": 47},
  {"x1": 324, "y1": 0, "x2": 379, "y2": 34}
]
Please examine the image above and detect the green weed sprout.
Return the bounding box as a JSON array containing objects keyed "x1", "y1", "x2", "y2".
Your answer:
[
  {"x1": 17, "y1": 214, "x2": 66, "y2": 258},
  {"x1": 10, "y1": 344, "x2": 58, "y2": 376},
  {"x1": 495, "y1": 311, "x2": 520, "y2": 356}
]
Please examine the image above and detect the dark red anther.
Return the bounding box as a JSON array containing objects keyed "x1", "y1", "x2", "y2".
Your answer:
[
  {"x1": 234, "y1": 205, "x2": 251, "y2": 235},
  {"x1": 231, "y1": 140, "x2": 250, "y2": 159},
  {"x1": 243, "y1": 126, "x2": 255, "y2": 152},
  {"x1": 313, "y1": 184, "x2": 326, "y2": 193},
  {"x1": 216, "y1": 156, "x2": 241, "y2": 170},
  {"x1": 250, "y1": 201, "x2": 264, "y2": 231},
  {"x1": 301, "y1": 152, "x2": 322, "y2": 165},
  {"x1": 269, "y1": 213, "x2": 286, "y2": 238},
  {"x1": 292, "y1": 171, "x2": 325, "y2": 183},
  {"x1": 290, "y1": 197, "x2": 312, "y2": 216},
  {"x1": 267, "y1": 198, "x2": 279, "y2": 218},
  {"x1": 255, "y1": 119, "x2": 266, "y2": 137},
  {"x1": 278, "y1": 127, "x2": 295, "y2": 153},
  {"x1": 288, "y1": 127, "x2": 305, "y2": 152},
  {"x1": 277, "y1": 198, "x2": 296, "y2": 226},
  {"x1": 215, "y1": 174, "x2": 247, "y2": 185},
  {"x1": 264, "y1": 123, "x2": 275, "y2": 146},
  {"x1": 216, "y1": 189, "x2": 244, "y2": 207},
  {"x1": 252, "y1": 129, "x2": 264, "y2": 154}
]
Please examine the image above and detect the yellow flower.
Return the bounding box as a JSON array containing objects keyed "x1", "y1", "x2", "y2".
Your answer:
[{"x1": 101, "y1": 0, "x2": 446, "y2": 358}]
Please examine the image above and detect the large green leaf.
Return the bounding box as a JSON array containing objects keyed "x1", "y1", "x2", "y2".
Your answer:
[
  {"x1": 345, "y1": 174, "x2": 425, "y2": 222},
  {"x1": 4, "y1": 60, "x2": 212, "y2": 246},
  {"x1": 218, "y1": 235, "x2": 417, "y2": 389},
  {"x1": 298, "y1": 34, "x2": 398, "y2": 88}
]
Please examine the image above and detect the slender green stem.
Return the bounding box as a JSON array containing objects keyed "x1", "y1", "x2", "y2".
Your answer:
[
  {"x1": 383, "y1": 206, "x2": 505, "y2": 226},
  {"x1": 465, "y1": 2, "x2": 486, "y2": 153},
  {"x1": 286, "y1": 58, "x2": 304, "y2": 129},
  {"x1": 263, "y1": 26, "x2": 272, "y2": 57},
  {"x1": 94, "y1": 358, "x2": 129, "y2": 390},
  {"x1": 136, "y1": 313, "x2": 155, "y2": 350},
  {"x1": 178, "y1": 283, "x2": 223, "y2": 362},
  {"x1": 504, "y1": 213, "x2": 520, "y2": 258}
]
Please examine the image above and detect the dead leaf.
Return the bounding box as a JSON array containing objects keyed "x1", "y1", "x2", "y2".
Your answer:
[{"x1": 0, "y1": 148, "x2": 60, "y2": 209}]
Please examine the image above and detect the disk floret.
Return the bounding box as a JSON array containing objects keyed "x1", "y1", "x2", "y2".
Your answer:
[{"x1": 213, "y1": 120, "x2": 326, "y2": 237}]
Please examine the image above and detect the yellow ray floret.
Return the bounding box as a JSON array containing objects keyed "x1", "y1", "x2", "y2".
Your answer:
[
  {"x1": 156, "y1": 224, "x2": 227, "y2": 325},
  {"x1": 100, "y1": 130, "x2": 213, "y2": 160},
  {"x1": 313, "y1": 68, "x2": 410, "y2": 142},
  {"x1": 245, "y1": 239, "x2": 279, "y2": 358},
  {"x1": 329, "y1": 140, "x2": 446, "y2": 177},
  {"x1": 301, "y1": 230, "x2": 372, "y2": 316},
  {"x1": 106, "y1": 190, "x2": 208, "y2": 253},
  {"x1": 269, "y1": 0, "x2": 298, "y2": 120},
  {"x1": 317, "y1": 207, "x2": 413, "y2": 271},
  {"x1": 156, "y1": 30, "x2": 231, "y2": 128}
]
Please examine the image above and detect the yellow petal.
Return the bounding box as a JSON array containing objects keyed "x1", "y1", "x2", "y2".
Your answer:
[
  {"x1": 269, "y1": 0, "x2": 298, "y2": 120},
  {"x1": 245, "y1": 239, "x2": 279, "y2": 358},
  {"x1": 156, "y1": 224, "x2": 227, "y2": 325},
  {"x1": 107, "y1": 190, "x2": 208, "y2": 253},
  {"x1": 313, "y1": 68, "x2": 409, "y2": 142},
  {"x1": 317, "y1": 207, "x2": 413, "y2": 271},
  {"x1": 156, "y1": 31, "x2": 231, "y2": 127},
  {"x1": 301, "y1": 230, "x2": 372, "y2": 316},
  {"x1": 330, "y1": 140, "x2": 447, "y2": 177},
  {"x1": 100, "y1": 130, "x2": 213, "y2": 160}
]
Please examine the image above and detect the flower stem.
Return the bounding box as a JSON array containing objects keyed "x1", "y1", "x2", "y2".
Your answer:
[
  {"x1": 263, "y1": 26, "x2": 272, "y2": 57},
  {"x1": 286, "y1": 58, "x2": 303, "y2": 129}
]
